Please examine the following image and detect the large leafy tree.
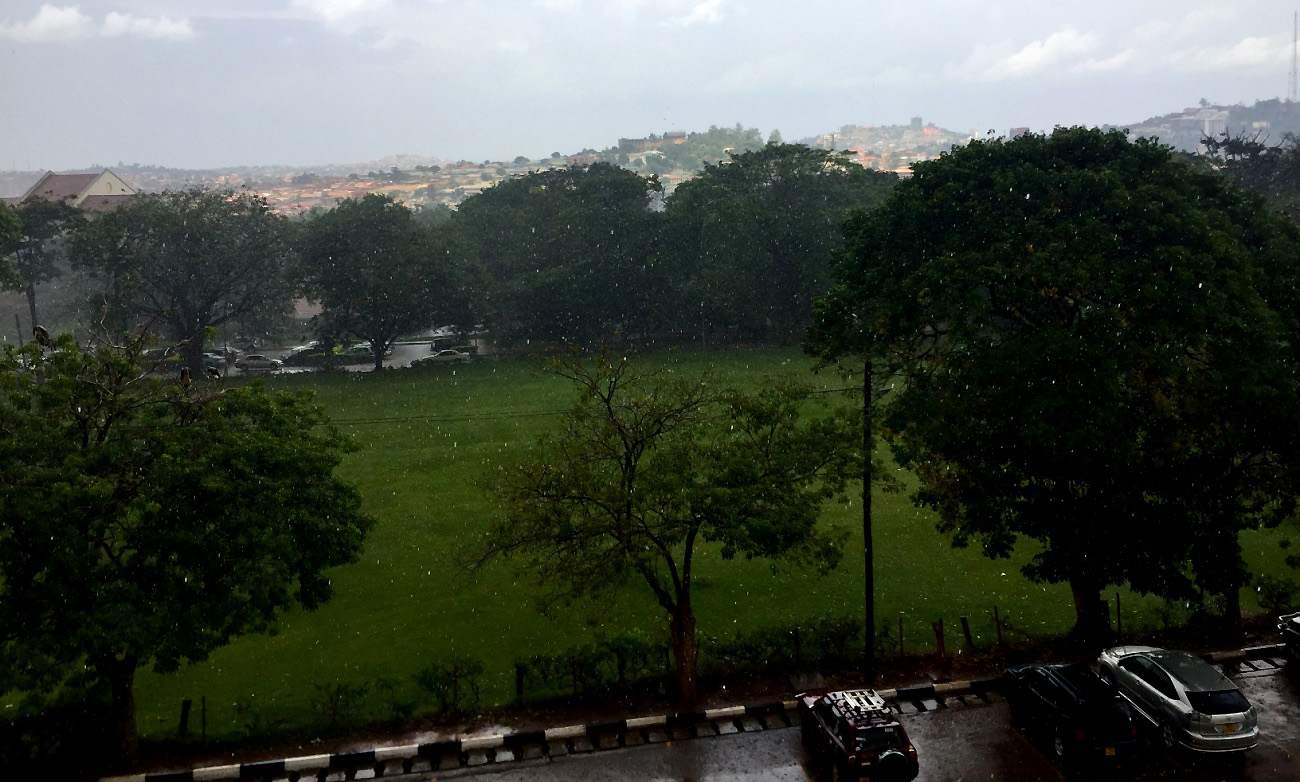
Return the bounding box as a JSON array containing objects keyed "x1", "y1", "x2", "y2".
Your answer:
[
  {"x1": 0, "y1": 334, "x2": 374, "y2": 764},
  {"x1": 69, "y1": 188, "x2": 294, "y2": 373},
  {"x1": 473, "y1": 352, "x2": 860, "y2": 707},
  {"x1": 0, "y1": 197, "x2": 84, "y2": 332},
  {"x1": 452, "y1": 163, "x2": 665, "y2": 345},
  {"x1": 1195, "y1": 132, "x2": 1300, "y2": 221},
  {"x1": 665, "y1": 143, "x2": 896, "y2": 343},
  {"x1": 0, "y1": 202, "x2": 18, "y2": 288},
  {"x1": 298, "y1": 194, "x2": 466, "y2": 370},
  {"x1": 809, "y1": 127, "x2": 1300, "y2": 640}
]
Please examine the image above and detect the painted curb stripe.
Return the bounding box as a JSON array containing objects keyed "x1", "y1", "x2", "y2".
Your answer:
[
  {"x1": 418, "y1": 739, "x2": 461, "y2": 758},
  {"x1": 461, "y1": 735, "x2": 505, "y2": 751},
  {"x1": 502, "y1": 730, "x2": 547, "y2": 749},
  {"x1": 282, "y1": 754, "x2": 330, "y2": 771},
  {"x1": 192, "y1": 765, "x2": 240, "y2": 781},
  {"x1": 932, "y1": 680, "x2": 968, "y2": 695},
  {"x1": 704, "y1": 705, "x2": 746, "y2": 720},
  {"x1": 544, "y1": 724, "x2": 587, "y2": 740},
  {"x1": 894, "y1": 684, "x2": 935, "y2": 701},
  {"x1": 374, "y1": 744, "x2": 418, "y2": 762},
  {"x1": 238, "y1": 759, "x2": 284, "y2": 779}
]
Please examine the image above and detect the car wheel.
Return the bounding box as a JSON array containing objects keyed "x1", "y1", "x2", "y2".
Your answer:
[
  {"x1": 1160, "y1": 722, "x2": 1177, "y2": 752},
  {"x1": 877, "y1": 750, "x2": 910, "y2": 782}
]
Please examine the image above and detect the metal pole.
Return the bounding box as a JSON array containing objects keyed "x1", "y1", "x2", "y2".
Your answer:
[{"x1": 863, "y1": 360, "x2": 875, "y2": 680}]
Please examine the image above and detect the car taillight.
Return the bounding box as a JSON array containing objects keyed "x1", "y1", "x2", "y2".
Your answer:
[
  {"x1": 908, "y1": 743, "x2": 917, "y2": 760},
  {"x1": 1130, "y1": 723, "x2": 1137, "y2": 737},
  {"x1": 1073, "y1": 728, "x2": 1087, "y2": 741}
]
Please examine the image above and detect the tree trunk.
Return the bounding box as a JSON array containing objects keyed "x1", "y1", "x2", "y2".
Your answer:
[
  {"x1": 1067, "y1": 570, "x2": 1108, "y2": 644},
  {"x1": 179, "y1": 338, "x2": 206, "y2": 379},
  {"x1": 670, "y1": 606, "x2": 698, "y2": 711},
  {"x1": 25, "y1": 280, "x2": 38, "y2": 332},
  {"x1": 1223, "y1": 586, "x2": 1243, "y2": 636},
  {"x1": 104, "y1": 656, "x2": 139, "y2": 764}
]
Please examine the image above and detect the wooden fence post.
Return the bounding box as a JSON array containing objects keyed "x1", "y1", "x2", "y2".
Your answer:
[
  {"x1": 993, "y1": 606, "x2": 1003, "y2": 648},
  {"x1": 960, "y1": 615, "x2": 975, "y2": 650}
]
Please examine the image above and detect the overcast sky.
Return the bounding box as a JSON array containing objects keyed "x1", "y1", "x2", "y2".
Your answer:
[{"x1": 1, "y1": 0, "x2": 1293, "y2": 170}]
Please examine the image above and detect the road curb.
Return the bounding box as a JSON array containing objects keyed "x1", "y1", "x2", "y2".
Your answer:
[{"x1": 101, "y1": 644, "x2": 1286, "y2": 782}]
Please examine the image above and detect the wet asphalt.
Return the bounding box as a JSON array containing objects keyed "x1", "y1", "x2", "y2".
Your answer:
[{"x1": 402, "y1": 659, "x2": 1300, "y2": 781}]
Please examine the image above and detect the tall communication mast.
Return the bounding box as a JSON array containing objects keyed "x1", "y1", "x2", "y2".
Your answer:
[{"x1": 1291, "y1": 11, "x2": 1299, "y2": 103}]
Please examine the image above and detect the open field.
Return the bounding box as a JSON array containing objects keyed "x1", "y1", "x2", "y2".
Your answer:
[{"x1": 131, "y1": 347, "x2": 1292, "y2": 741}]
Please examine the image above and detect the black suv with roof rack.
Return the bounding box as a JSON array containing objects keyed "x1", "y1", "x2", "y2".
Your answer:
[{"x1": 797, "y1": 688, "x2": 920, "y2": 782}]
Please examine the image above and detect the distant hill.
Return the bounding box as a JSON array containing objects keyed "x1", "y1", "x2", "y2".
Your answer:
[
  {"x1": 1117, "y1": 98, "x2": 1300, "y2": 152},
  {"x1": 0, "y1": 155, "x2": 448, "y2": 199}
]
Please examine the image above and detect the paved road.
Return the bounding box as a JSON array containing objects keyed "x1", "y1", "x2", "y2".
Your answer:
[{"x1": 387, "y1": 661, "x2": 1299, "y2": 782}]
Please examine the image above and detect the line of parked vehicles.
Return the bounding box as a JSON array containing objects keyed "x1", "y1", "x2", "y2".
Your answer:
[{"x1": 798, "y1": 612, "x2": 1300, "y2": 781}]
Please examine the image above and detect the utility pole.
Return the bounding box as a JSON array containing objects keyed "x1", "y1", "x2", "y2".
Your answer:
[{"x1": 863, "y1": 359, "x2": 875, "y2": 681}]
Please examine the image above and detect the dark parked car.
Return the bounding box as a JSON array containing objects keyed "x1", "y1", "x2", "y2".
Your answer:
[
  {"x1": 798, "y1": 688, "x2": 919, "y2": 782},
  {"x1": 1002, "y1": 663, "x2": 1136, "y2": 762},
  {"x1": 1099, "y1": 646, "x2": 1258, "y2": 753},
  {"x1": 1280, "y1": 612, "x2": 1300, "y2": 659}
]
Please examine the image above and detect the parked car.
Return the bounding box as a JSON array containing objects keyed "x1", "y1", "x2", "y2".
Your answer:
[
  {"x1": 798, "y1": 688, "x2": 919, "y2": 782},
  {"x1": 235, "y1": 354, "x2": 281, "y2": 372},
  {"x1": 422, "y1": 349, "x2": 471, "y2": 364},
  {"x1": 1280, "y1": 612, "x2": 1300, "y2": 659},
  {"x1": 1098, "y1": 646, "x2": 1258, "y2": 753},
  {"x1": 1001, "y1": 663, "x2": 1136, "y2": 763},
  {"x1": 341, "y1": 342, "x2": 393, "y2": 360}
]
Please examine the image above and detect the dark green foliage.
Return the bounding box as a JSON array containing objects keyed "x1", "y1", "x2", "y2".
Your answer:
[
  {"x1": 0, "y1": 196, "x2": 84, "y2": 329},
  {"x1": 1196, "y1": 131, "x2": 1300, "y2": 221},
  {"x1": 808, "y1": 127, "x2": 1300, "y2": 638},
  {"x1": 0, "y1": 334, "x2": 374, "y2": 763},
  {"x1": 298, "y1": 194, "x2": 467, "y2": 370},
  {"x1": 699, "y1": 615, "x2": 861, "y2": 675},
  {"x1": 666, "y1": 143, "x2": 896, "y2": 343},
  {"x1": 68, "y1": 188, "x2": 294, "y2": 372},
  {"x1": 412, "y1": 657, "x2": 484, "y2": 717},
  {"x1": 0, "y1": 201, "x2": 22, "y2": 288},
  {"x1": 474, "y1": 350, "x2": 861, "y2": 707},
  {"x1": 452, "y1": 163, "x2": 664, "y2": 345}
]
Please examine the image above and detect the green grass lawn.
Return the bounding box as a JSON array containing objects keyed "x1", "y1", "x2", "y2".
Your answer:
[{"x1": 130, "y1": 348, "x2": 1291, "y2": 740}]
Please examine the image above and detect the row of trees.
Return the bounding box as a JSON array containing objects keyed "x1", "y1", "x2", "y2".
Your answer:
[
  {"x1": 0, "y1": 334, "x2": 375, "y2": 769},
  {"x1": 2, "y1": 144, "x2": 896, "y2": 372},
  {"x1": 481, "y1": 128, "x2": 1300, "y2": 709}
]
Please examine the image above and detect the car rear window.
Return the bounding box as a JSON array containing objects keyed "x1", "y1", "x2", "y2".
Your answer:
[
  {"x1": 1187, "y1": 689, "x2": 1250, "y2": 715},
  {"x1": 855, "y1": 725, "x2": 903, "y2": 753}
]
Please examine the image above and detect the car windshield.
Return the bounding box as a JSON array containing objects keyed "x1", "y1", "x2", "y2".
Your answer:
[
  {"x1": 1056, "y1": 664, "x2": 1113, "y2": 702},
  {"x1": 855, "y1": 725, "x2": 903, "y2": 753},
  {"x1": 1150, "y1": 650, "x2": 1234, "y2": 691},
  {"x1": 1188, "y1": 690, "x2": 1251, "y2": 715}
]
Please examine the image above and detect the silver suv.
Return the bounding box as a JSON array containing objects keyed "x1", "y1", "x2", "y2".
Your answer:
[{"x1": 1097, "y1": 646, "x2": 1257, "y2": 753}]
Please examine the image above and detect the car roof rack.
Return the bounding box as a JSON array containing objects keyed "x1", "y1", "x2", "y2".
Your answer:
[{"x1": 830, "y1": 689, "x2": 890, "y2": 717}]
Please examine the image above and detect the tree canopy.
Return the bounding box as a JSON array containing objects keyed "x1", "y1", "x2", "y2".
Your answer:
[
  {"x1": 666, "y1": 143, "x2": 896, "y2": 343},
  {"x1": 808, "y1": 127, "x2": 1300, "y2": 638},
  {"x1": 474, "y1": 352, "x2": 861, "y2": 706},
  {"x1": 298, "y1": 194, "x2": 466, "y2": 369},
  {"x1": 0, "y1": 334, "x2": 374, "y2": 762},
  {"x1": 0, "y1": 202, "x2": 18, "y2": 288},
  {"x1": 0, "y1": 197, "x2": 85, "y2": 332},
  {"x1": 452, "y1": 163, "x2": 665, "y2": 345},
  {"x1": 69, "y1": 188, "x2": 294, "y2": 372}
]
